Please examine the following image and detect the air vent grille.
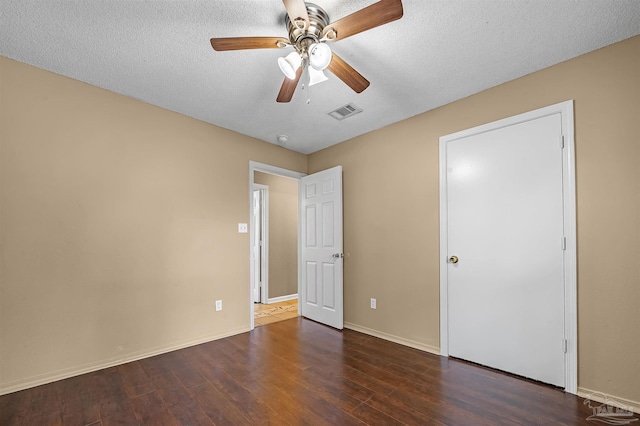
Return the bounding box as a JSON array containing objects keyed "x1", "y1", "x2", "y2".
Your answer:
[{"x1": 328, "y1": 103, "x2": 362, "y2": 121}]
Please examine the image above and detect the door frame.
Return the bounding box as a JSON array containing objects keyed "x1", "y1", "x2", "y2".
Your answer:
[
  {"x1": 438, "y1": 100, "x2": 577, "y2": 394},
  {"x1": 252, "y1": 184, "x2": 269, "y2": 304},
  {"x1": 249, "y1": 161, "x2": 306, "y2": 330}
]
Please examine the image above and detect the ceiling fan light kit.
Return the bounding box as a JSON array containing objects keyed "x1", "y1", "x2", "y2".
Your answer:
[
  {"x1": 278, "y1": 51, "x2": 303, "y2": 79},
  {"x1": 308, "y1": 67, "x2": 328, "y2": 86},
  {"x1": 210, "y1": 0, "x2": 404, "y2": 102},
  {"x1": 308, "y1": 42, "x2": 332, "y2": 71}
]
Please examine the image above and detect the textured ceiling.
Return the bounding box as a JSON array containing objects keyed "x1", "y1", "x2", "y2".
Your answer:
[{"x1": 1, "y1": 1, "x2": 639, "y2": 154}]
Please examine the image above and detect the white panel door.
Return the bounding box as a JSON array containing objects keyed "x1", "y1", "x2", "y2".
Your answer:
[
  {"x1": 446, "y1": 113, "x2": 565, "y2": 387},
  {"x1": 300, "y1": 166, "x2": 343, "y2": 329}
]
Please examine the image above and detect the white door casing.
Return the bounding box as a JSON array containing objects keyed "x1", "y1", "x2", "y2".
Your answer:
[
  {"x1": 252, "y1": 189, "x2": 260, "y2": 302},
  {"x1": 439, "y1": 101, "x2": 577, "y2": 393},
  {"x1": 300, "y1": 166, "x2": 344, "y2": 330},
  {"x1": 252, "y1": 185, "x2": 268, "y2": 304}
]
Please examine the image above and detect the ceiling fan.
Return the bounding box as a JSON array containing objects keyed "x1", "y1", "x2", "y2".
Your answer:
[{"x1": 210, "y1": 0, "x2": 403, "y2": 103}]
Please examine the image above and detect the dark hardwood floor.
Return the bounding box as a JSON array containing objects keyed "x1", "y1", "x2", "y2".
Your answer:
[{"x1": 1, "y1": 317, "x2": 599, "y2": 425}]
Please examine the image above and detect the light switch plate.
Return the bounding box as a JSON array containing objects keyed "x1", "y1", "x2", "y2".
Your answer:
[{"x1": 238, "y1": 223, "x2": 248, "y2": 233}]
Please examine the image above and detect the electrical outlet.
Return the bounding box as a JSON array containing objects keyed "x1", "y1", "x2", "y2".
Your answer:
[
  {"x1": 238, "y1": 223, "x2": 248, "y2": 233},
  {"x1": 215, "y1": 300, "x2": 222, "y2": 311},
  {"x1": 370, "y1": 298, "x2": 376, "y2": 309}
]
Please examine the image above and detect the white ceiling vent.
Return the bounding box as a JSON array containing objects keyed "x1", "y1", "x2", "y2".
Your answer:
[{"x1": 328, "y1": 103, "x2": 362, "y2": 121}]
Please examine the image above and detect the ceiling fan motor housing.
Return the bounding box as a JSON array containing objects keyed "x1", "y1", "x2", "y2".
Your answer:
[{"x1": 286, "y1": 3, "x2": 330, "y2": 55}]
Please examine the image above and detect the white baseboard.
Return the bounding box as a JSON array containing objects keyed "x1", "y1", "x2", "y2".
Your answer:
[
  {"x1": 344, "y1": 322, "x2": 440, "y2": 356},
  {"x1": 0, "y1": 326, "x2": 250, "y2": 396},
  {"x1": 266, "y1": 293, "x2": 298, "y2": 304},
  {"x1": 578, "y1": 387, "x2": 640, "y2": 415}
]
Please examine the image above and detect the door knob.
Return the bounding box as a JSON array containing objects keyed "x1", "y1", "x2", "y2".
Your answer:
[
  {"x1": 332, "y1": 253, "x2": 344, "y2": 259},
  {"x1": 449, "y1": 255, "x2": 459, "y2": 264}
]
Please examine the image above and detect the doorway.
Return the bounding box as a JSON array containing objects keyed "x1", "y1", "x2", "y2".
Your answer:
[
  {"x1": 439, "y1": 101, "x2": 577, "y2": 393},
  {"x1": 252, "y1": 172, "x2": 299, "y2": 327},
  {"x1": 250, "y1": 163, "x2": 305, "y2": 329},
  {"x1": 249, "y1": 162, "x2": 344, "y2": 330}
]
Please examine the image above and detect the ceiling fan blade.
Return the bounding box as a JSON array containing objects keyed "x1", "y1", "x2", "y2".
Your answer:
[
  {"x1": 322, "y1": 0, "x2": 403, "y2": 41},
  {"x1": 276, "y1": 67, "x2": 303, "y2": 103},
  {"x1": 282, "y1": 0, "x2": 310, "y2": 29},
  {"x1": 327, "y1": 53, "x2": 370, "y2": 93},
  {"x1": 210, "y1": 37, "x2": 289, "y2": 51}
]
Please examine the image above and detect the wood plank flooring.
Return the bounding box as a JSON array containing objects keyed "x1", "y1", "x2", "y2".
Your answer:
[
  {"x1": 0, "y1": 317, "x2": 600, "y2": 425},
  {"x1": 254, "y1": 300, "x2": 298, "y2": 327}
]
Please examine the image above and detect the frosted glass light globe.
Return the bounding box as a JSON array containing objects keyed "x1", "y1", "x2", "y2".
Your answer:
[
  {"x1": 308, "y1": 43, "x2": 332, "y2": 71},
  {"x1": 278, "y1": 52, "x2": 302, "y2": 79}
]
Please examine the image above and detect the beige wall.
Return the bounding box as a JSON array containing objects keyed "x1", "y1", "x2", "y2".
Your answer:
[
  {"x1": 0, "y1": 56, "x2": 306, "y2": 393},
  {"x1": 254, "y1": 172, "x2": 299, "y2": 299},
  {"x1": 308, "y1": 36, "x2": 640, "y2": 403}
]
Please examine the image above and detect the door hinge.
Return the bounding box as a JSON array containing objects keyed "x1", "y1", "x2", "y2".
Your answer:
[
  {"x1": 563, "y1": 339, "x2": 568, "y2": 353},
  {"x1": 560, "y1": 135, "x2": 565, "y2": 149},
  {"x1": 561, "y1": 236, "x2": 566, "y2": 250}
]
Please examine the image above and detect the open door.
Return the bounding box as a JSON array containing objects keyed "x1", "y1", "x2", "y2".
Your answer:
[{"x1": 299, "y1": 166, "x2": 343, "y2": 329}]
